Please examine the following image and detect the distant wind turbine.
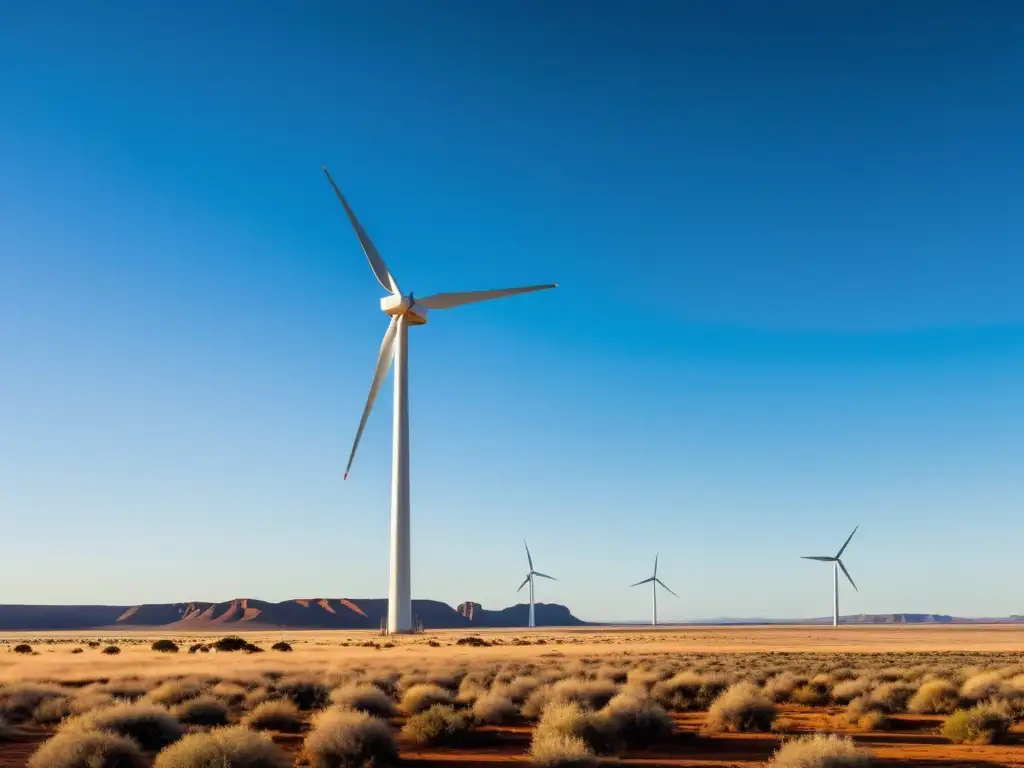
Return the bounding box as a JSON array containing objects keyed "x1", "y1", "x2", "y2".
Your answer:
[
  {"x1": 630, "y1": 554, "x2": 678, "y2": 626},
  {"x1": 518, "y1": 540, "x2": 556, "y2": 628},
  {"x1": 801, "y1": 526, "x2": 859, "y2": 627},
  {"x1": 325, "y1": 167, "x2": 557, "y2": 634}
]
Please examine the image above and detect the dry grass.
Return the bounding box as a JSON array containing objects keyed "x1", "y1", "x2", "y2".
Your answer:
[
  {"x1": 303, "y1": 708, "x2": 398, "y2": 768},
  {"x1": 942, "y1": 703, "x2": 1012, "y2": 744},
  {"x1": 472, "y1": 690, "x2": 519, "y2": 724},
  {"x1": 601, "y1": 689, "x2": 674, "y2": 747},
  {"x1": 908, "y1": 678, "x2": 959, "y2": 714},
  {"x1": 244, "y1": 699, "x2": 304, "y2": 733},
  {"x1": 766, "y1": 734, "x2": 872, "y2": 768},
  {"x1": 329, "y1": 683, "x2": 397, "y2": 718},
  {"x1": 61, "y1": 700, "x2": 185, "y2": 751},
  {"x1": 172, "y1": 694, "x2": 230, "y2": 726},
  {"x1": 402, "y1": 703, "x2": 475, "y2": 746},
  {"x1": 705, "y1": 681, "x2": 776, "y2": 732},
  {"x1": 153, "y1": 725, "x2": 290, "y2": 768},
  {"x1": 400, "y1": 683, "x2": 453, "y2": 714},
  {"x1": 28, "y1": 729, "x2": 146, "y2": 768}
]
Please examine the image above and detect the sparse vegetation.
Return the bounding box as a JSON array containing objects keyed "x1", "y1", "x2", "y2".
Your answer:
[
  {"x1": 153, "y1": 725, "x2": 290, "y2": 768},
  {"x1": 61, "y1": 701, "x2": 185, "y2": 751},
  {"x1": 705, "y1": 682, "x2": 777, "y2": 732},
  {"x1": 400, "y1": 682, "x2": 454, "y2": 714},
  {"x1": 766, "y1": 734, "x2": 871, "y2": 768},
  {"x1": 402, "y1": 703, "x2": 475, "y2": 746},
  {"x1": 151, "y1": 639, "x2": 180, "y2": 653},
  {"x1": 28, "y1": 730, "x2": 146, "y2": 768},
  {"x1": 272, "y1": 641, "x2": 293, "y2": 652},
  {"x1": 172, "y1": 694, "x2": 230, "y2": 726},
  {"x1": 331, "y1": 684, "x2": 397, "y2": 718},
  {"x1": 13, "y1": 644, "x2": 33, "y2": 655},
  {"x1": 942, "y1": 703, "x2": 1012, "y2": 744},
  {"x1": 245, "y1": 699, "x2": 303, "y2": 733},
  {"x1": 101, "y1": 645, "x2": 121, "y2": 655},
  {"x1": 304, "y1": 708, "x2": 399, "y2": 768}
]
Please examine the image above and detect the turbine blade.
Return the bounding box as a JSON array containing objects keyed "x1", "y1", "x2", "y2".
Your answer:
[
  {"x1": 524, "y1": 539, "x2": 534, "y2": 571},
  {"x1": 344, "y1": 317, "x2": 398, "y2": 479},
  {"x1": 630, "y1": 578, "x2": 655, "y2": 588},
  {"x1": 532, "y1": 571, "x2": 556, "y2": 581},
  {"x1": 322, "y1": 166, "x2": 400, "y2": 295},
  {"x1": 836, "y1": 525, "x2": 859, "y2": 558},
  {"x1": 838, "y1": 559, "x2": 858, "y2": 592},
  {"x1": 517, "y1": 575, "x2": 530, "y2": 592},
  {"x1": 653, "y1": 553, "x2": 659, "y2": 579},
  {"x1": 801, "y1": 556, "x2": 835, "y2": 562},
  {"x1": 655, "y1": 578, "x2": 680, "y2": 598},
  {"x1": 416, "y1": 284, "x2": 557, "y2": 310}
]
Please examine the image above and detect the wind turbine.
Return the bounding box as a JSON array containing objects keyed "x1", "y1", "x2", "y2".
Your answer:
[
  {"x1": 325, "y1": 167, "x2": 557, "y2": 634},
  {"x1": 518, "y1": 540, "x2": 556, "y2": 628},
  {"x1": 801, "y1": 526, "x2": 858, "y2": 627},
  {"x1": 630, "y1": 554, "x2": 678, "y2": 626}
]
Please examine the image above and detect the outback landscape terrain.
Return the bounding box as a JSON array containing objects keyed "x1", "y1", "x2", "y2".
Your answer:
[{"x1": 3, "y1": 625, "x2": 1024, "y2": 767}]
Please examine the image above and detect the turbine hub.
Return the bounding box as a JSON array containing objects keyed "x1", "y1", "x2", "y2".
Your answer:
[{"x1": 380, "y1": 294, "x2": 429, "y2": 325}]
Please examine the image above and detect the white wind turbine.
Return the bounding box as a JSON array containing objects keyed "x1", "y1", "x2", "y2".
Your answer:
[
  {"x1": 630, "y1": 554, "x2": 678, "y2": 626},
  {"x1": 518, "y1": 540, "x2": 556, "y2": 628},
  {"x1": 325, "y1": 167, "x2": 557, "y2": 634},
  {"x1": 801, "y1": 526, "x2": 859, "y2": 627}
]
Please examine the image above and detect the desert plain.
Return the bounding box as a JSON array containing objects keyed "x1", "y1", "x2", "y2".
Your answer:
[{"x1": 3, "y1": 624, "x2": 1024, "y2": 767}]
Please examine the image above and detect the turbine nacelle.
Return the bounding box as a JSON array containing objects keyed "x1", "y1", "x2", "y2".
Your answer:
[{"x1": 380, "y1": 294, "x2": 429, "y2": 325}]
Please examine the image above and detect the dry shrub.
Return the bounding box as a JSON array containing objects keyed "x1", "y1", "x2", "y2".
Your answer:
[
  {"x1": 278, "y1": 677, "x2": 332, "y2": 711},
  {"x1": 34, "y1": 696, "x2": 73, "y2": 725},
  {"x1": 942, "y1": 703, "x2": 1012, "y2": 744},
  {"x1": 28, "y1": 730, "x2": 145, "y2": 768},
  {"x1": 856, "y1": 710, "x2": 889, "y2": 731},
  {"x1": 172, "y1": 695, "x2": 230, "y2": 726},
  {"x1": 766, "y1": 734, "x2": 871, "y2": 768},
  {"x1": 330, "y1": 684, "x2": 397, "y2": 718},
  {"x1": 456, "y1": 677, "x2": 488, "y2": 704},
  {"x1": 763, "y1": 672, "x2": 807, "y2": 704},
  {"x1": 831, "y1": 678, "x2": 872, "y2": 704},
  {"x1": 908, "y1": 679, "x2": 959, "y2": 715},
  {"x1": 625, "y1": 669, "x2": 663, "y2": 690},
  {"x1": 529, "y1": 730, "x2": 595, "y2": 767},
  {"x1": 472, "y1": 691, "x2": 518, "y2": 724},
  {"x1": 601, "y1": 690, "x2": 674, "y2": 747},
  {"x1": 153, "y1": 725, "x2": 289, "y2": 768},
  {"x1": 62, "y1": 701, "x2": 185, "y2": 751},
  {"x1": 868, "y1": 682, "x2": 915, "y2": 714},
  {"x1": 400, "y1": 683, "x2": 453, "y2": 714},
  {"x1": 102, "y1": 680, "x2": 150, "y2": 702},
  {"x1": 402, "y1": 704, "x2": 475, "y2": 746},
  {"x1": 495, "y1": 675, "x2": 541, "y2": 703},
  {"x1": 244, "y1": 700, "x2": 303, "y2": 733},
  {"x1": 960, "y1": 671, "x2": 1006, "y2": 703},
  {"x1": 304, "y1": 708, "x2": 398, "y2": 768},
  {"x1": 0, "y1": 682, "x2": 67, "y2": 723},
  {"x1": 792, "y1": 683, "x2": 829, "y2": 707},
  {"x1": 210, "y1": 682, "x2": 248, "y2": 706},
  {"x1": 532, "y1": 700, "x2": 620, "y2": 756},
  {"x1": 652, "y1": 672, "x2": 728, "y2": 712},
  {"x1": 72, "y1": 690, "x2": 117, "y2": 715},
  {"x1": 148, "y1": 680, "x2": 206, "y2": 707},
  {"x1": 705, "y1": 682, "x2": 776, "y2": 733}
]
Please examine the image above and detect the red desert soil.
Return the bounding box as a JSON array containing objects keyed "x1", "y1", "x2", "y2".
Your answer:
[{"x1": 8, "y1": 708, "x2": 1017, "y2": 768}]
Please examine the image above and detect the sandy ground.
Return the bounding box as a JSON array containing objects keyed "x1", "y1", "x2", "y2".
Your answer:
[{"x1": 3, "y1": 625, "x2": 1024, "y2": 766}]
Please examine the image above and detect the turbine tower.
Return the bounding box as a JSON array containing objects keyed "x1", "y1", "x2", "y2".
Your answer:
[
  {"x1": 801, "y1": 526, "x2": 859, "y2": 627},
  {"x1": 326, "y1": 167, "x2": 557, "y2": 634},
  {"x1": 629, "y1": 554, "x2": 678, "y2": 626},
  {"x1": 518, "y1": 540, "x2": 556, "y2": 628}
]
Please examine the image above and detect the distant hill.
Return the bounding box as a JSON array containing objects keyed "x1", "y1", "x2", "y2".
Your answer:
[{"x1": 0, "y1": 599, "x2": 584, "y2": 631}]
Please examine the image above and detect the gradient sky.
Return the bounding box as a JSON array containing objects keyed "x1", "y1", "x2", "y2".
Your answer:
[{"x1": 2, "y1": 2, "x2": 1023, "y2": 621}]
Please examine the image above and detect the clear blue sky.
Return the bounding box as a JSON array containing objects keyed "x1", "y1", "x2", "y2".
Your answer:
[{"x1": 2, "y1": 2, "x2": 1022, "y2": 621}]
